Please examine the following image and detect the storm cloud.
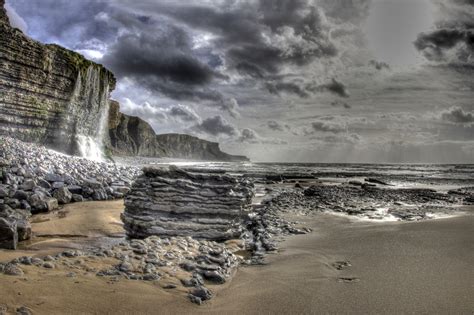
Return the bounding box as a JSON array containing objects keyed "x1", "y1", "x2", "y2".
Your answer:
[
  {"x1": 440, "y1": 106, "x2": 474, "y2": 124},
  {"x1": 309, "y1": 121, "x2": 347, "y2": 133},
  {"x1": 414, "y1": 0, "x2": 474, "y2": 64},
  {"x1": 8, "y1": 0, "x2": 474, "y2": 162},
  {"x1": 192, "y1": 115, "x2": 238, "y2": 137}
]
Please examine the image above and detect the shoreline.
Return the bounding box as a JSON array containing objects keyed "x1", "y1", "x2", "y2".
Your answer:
[
  {"x1": 204, "y1": 210, "x2": 474, "y2": 314},
  {"x1": 1, "y1": 202, "x2": 473, "y2": 314}
]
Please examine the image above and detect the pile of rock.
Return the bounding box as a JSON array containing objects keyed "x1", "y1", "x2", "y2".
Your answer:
[
  {"x1": 122, "y1": 166, "x2": 254, "y2": 241},
  {"x1": 1, "y1": 235, "x2": 242, "y2": 305},
  {"x1": 0, "y1": 136, "x2": 139, "y2": 249}
]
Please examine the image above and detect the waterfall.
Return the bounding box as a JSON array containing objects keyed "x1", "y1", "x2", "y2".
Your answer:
[
  {"x1": 69, "y1": 66, "x2": 111, "y2": 162},
  {"x1": 76, "y1": 134, "x2": 104, "y2": 161}
]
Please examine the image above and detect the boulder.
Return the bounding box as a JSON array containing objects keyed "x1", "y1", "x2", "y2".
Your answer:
[
  {"x1": 16, "y1": 219, "x2": 31, "y2": 241},
  {"x1": 53, "y1": 187, "x2": 72, "y2": 204},
  {"x1": 46, "y1": 198, "x2": 59, "y2": 211},
  {"x1": 20, "y1": 179, "x2": 36, "y2": 191},
  {"x1": 0, "y1": 218, "x2": 18, "y2": 249}
]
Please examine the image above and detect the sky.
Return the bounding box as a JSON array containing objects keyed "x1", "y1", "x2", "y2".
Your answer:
[{"x1": 6, "y1": 0, "x2": 474, "y2": 163}]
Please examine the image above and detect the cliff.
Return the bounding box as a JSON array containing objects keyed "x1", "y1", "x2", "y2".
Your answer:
[
  {"x1": 0, "y1": 0, "x2": 115, "y2": 154},
  {"x1": 108, "y1": 100, "x2": 248, "y2": 161},
  {"x1": 0, "y1": 0, "x2": 248, "y2": 161}
]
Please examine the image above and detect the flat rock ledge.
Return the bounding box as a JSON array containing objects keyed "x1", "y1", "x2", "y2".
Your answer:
[{"x1": 122, "y1": 166, "x2": 254, "y2": 241}]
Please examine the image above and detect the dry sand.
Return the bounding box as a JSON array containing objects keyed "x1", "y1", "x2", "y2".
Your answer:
[{"x1": 1, "y1": 201, "x2": 473, "y2": 314}]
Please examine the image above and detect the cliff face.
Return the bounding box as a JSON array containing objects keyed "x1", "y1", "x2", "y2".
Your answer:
[
  {"x1": 0, "y1": 0, "x2": 115, "y2": 154},
  {"x1": 108, "y1": 101, "x2": 248, "y2": 161},
  {"x1": 155, "y1": 133, "x2": 248, "y2": 161},
  {"x1": 0, "y1": 0, "x2": 248, "y2": 161}
]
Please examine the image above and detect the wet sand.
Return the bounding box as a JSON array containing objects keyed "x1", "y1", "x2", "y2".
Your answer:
[
  {"x1": 1, "y1": 202, "x2": 473, "y2": 314},
  {"x1": 206, "y1": 211, "x2": 474, "y2": 314}
]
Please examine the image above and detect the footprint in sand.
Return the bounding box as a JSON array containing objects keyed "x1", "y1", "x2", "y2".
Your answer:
[
  {"x1": 338, "y1": 277, "x2": 360, "y2": 283},
  {"x1": 332, "y1": 260, "x2": 352, "y2": 270}
]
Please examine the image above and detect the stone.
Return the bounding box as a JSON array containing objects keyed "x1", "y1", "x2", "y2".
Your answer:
[
  {"x1": 19, "y1": 200, "x2": 31, "y2": 211},
  {"x1": 31, "y1": 258, "x2": 44, "y2": 266},
  {"x1": 67, "y1": 185, "x2": 83, "y2": 194},
  {"x1": 37, "y1": 178, "x2": 51, "y2": 189},
  {"x1": 0, "y1": 218, "x2": 17, "y2": 249},
  {"x1": 16, "y1": 219, "x2": 31, "y2": 241},
  {"x1": 189, "y1": 286, "x2": 213, "y2": 304},
  {"x1": 0, "y1": 186, "x2": 8, "y2": 197},
  {"x1": 20, "y1": 179, "x2": 35, "y2": 191},
  {"x1": 28, "y1": 193, "x2": 47, "y2": 212},
  {"x1": 52, "y1": 181, "x2": 65, "y2": 189},
  {"x1": 15, "y1": 306, "x2": 33, "y2": 315},
  {"x1": 202, "y1": 270, "x2": 226, "y2": 284},
  {"x1": 71, "y1": 194, "x2": 84, "y2": 202},
  {"x1": 45, "y1": 174, "x2": 65, "y2": 183},
  {"x1": 53, "y1": 187, "x2": 72, "y2": 204},
  {"x1": 43, "y1": 262, "x2": 55, "y2": 269},
  {"x1": 3, "y1": 263, "x2": 23, "y2": 276},
  {"x1": 7, "y1": 198, "x2": 20, "y2": 209},
  {"x1": 13, "y1": 190, "x2": 28, "y2": 201},
  {"x1": 46, "y1": 198, "x2": 59, "y2": 211}
]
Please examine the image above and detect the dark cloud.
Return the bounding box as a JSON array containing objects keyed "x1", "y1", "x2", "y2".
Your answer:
[
  {"x1": 219, "y1": 98, "x2": 240, "y2": 118},
  {"x1": 192, "y1": 115, "x2": 238, "y2": 137},
  {"x1": 265, "y1": 81, "x2": 309, "y2": 98},
  {"x1": 168, "y1": 105, "x2": 200, "y2": 122},
  {"x1": 102, "y1": 30, "x2": 221, "y2": 86},
  {"x1": 110, "y1": 0, "x2": 340, "y2": 96},
  {"x1": 440, "y1": 106, "x2": 474, "y2": 124},
  {"x1": 414, "y1": 0, "x2": 474, "y2": 64},
  {"x1": 310, "y1": 121, "x2": 346, "y2": 133},
  {"x1": 267, "y1": 120, "x2": 285, "y2": 131},
  {"x1": 414, "y1": 29, "x2": 474, "y2": 63},
  {"x1": 369, "y1": 60, "x2": 390, "y2": 70},
  {"x1": 265, "y1": 78, "x2": 349, "y2": 98},
  {"x1": 238, "y1": 128, "x2": 259, "y2": 143},
  {"x1": 330, "y1": 100, "x2": 351, "y2": 109},
  {"x1": 237, "y1": 128, "x2": 288, "y2": 144},
  {"x1": 315, "y1": 78, "x2": 349, "y2": 98}
]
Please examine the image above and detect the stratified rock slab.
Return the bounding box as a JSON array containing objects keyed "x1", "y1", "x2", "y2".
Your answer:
[{"x1": 122, "y1": 166, "x2": 254, "y2": 240}]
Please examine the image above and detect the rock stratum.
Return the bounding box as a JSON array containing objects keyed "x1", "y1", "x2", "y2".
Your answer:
[
  {"x1": 0, "y1": 0, "x2": 248, "y2": 161},
  {"x1": 122, "y1": 166, "x2": 254, "y2": 240},
  {"x1": 0, "y1": 0, "x2": 114, "y2": 155}
]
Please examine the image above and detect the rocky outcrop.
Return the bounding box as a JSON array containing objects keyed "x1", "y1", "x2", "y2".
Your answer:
[
  {"x1": 122, "y1": 166, "x2": 254, "y2": 240},
  {"x1": 108, "y1": 100, "x2": 167, "y2": 157},
  {"x1": 108, "y1": 101, "x2": 249, "y2": 161},
  {"x1": 0, "y1": 0, "x2": 115, "y2": 155}
]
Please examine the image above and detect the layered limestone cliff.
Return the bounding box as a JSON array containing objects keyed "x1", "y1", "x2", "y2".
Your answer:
[
  {"x1": 108, "y1": 101, "x2": 249, "y2": 161},
  {"x1": 0, "y1": 0, "x2": 115, "y2": 155}
]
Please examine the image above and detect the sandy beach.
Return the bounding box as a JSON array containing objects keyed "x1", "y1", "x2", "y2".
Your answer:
[
  {"x1": 1, "y1": 201, "x2": 473, "y2": 314},
  {"x1": 206, "y1": 211, "x2": 474, "y2": 314}
]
